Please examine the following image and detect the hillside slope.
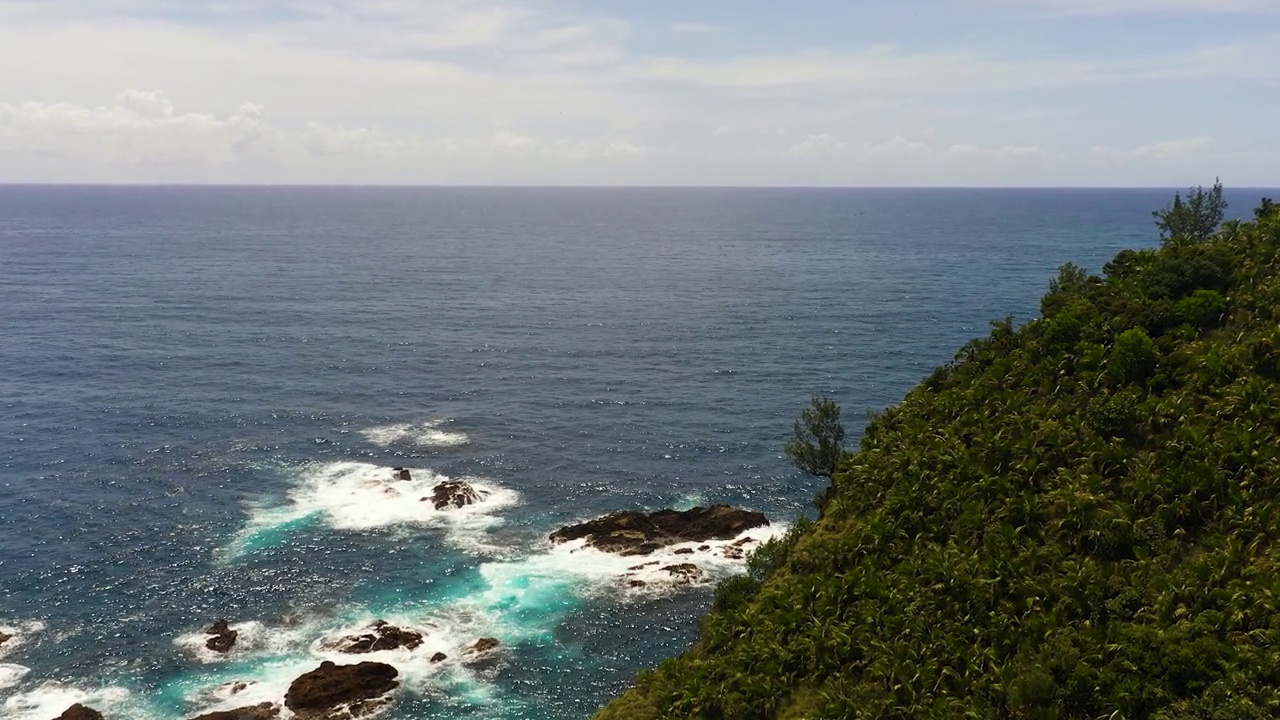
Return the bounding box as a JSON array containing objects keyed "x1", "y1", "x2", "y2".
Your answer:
[{"x1": 597, "y1": 199, "x2": 1280, "y2": 719}]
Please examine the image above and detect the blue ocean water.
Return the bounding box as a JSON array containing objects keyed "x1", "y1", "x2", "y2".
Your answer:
[{"x1": 0, "y1": 186, "x2": 1270, "y2": 720}]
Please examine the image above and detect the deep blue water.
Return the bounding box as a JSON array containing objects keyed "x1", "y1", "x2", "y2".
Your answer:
[{"x1": 0, "y1": 186, "x2": 1271, "y2": 720}]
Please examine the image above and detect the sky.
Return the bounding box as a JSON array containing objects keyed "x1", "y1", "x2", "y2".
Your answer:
[{"x1": 0, "y1": 0, "x2": 1276, "y2": 186}]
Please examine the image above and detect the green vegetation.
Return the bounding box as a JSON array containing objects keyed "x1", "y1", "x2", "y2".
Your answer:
[
  {"x1": 1152, "y1": 179, "x2": 1227, "y2": 243},
  {"x1": 596, "y1": 191, "x2": 1280, "y2": 719},
  {"x1": 785, "y1": 394, "x2": 848, "y2": 480}
]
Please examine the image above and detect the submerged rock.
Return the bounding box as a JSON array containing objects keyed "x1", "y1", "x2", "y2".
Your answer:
[
  {"x1": 187, "y1": 703, "x2": 280, "y2": 720},
  {"x1": 324, "y1": 621, "x2": 424, "y2": 654},
  {"x1": 550, "y1": 506, "x2": 769, "y2": 556},
  {"x1": 428, "y1": 480, "x2": 486, "y2": 510},
  {"x1": 205, "y1": 619, "x2": 238, "y2": 654},
  {"x1": 284, "y1": 661, "x2": 398, "y2": 720},
  {"x1": 57, "y1": 705, "x2": 105, "y2": 720}
]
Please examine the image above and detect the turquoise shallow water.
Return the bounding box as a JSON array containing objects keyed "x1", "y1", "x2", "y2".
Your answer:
[{"x1": 2, "y1": 186, "x2": 1272, "y2": 719}]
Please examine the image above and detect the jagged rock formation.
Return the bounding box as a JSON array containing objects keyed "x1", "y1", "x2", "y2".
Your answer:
[
  {"x1": 550, "y1": 506, "x2": 769, "y2": 556},
  {"x1": 204, "y1": 619, "x2": 238, "y2": 654},
  {"x1": 284, "y1": 661, "x2": 398, "y2": 720}
]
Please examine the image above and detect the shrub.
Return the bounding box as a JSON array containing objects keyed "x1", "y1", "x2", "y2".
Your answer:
[{"x1": 1109, "y1": 328, "x2": 1158, "y2": 384}]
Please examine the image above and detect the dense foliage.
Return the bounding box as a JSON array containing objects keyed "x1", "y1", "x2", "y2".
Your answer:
[{"x1": 596, "y1": 196, "x2": 1280, "y2": 719}]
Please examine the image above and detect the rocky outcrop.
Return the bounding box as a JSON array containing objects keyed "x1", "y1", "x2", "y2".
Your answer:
[
  {"x1": 187, "y1": 703, "x2": 280, "y2": 720},
  {"x1": 549, "y1": 506, "x2": 769, "y2": 556},
  {"x1": 284, "y1": 661, "x2": 398, "y2": 720},
  {"x1": 469, "y1": 638, "x2": 500, "y2": 654},
  {"x1": 428, "y1": 480, "x2": 486, "y2": 510},
  {"x1": 0, "y1": 631, "x2": 11, "y2": 647},
  {"x1": 205, "y1": 620, "x2": 238, "y2": 653},
  {"x1": 462, "y1": 638, "x2": 502, "y2": 669},
  {"x1": 430, "y1": 652, "x2": 447, "y2": 663},
  {"x1": 392, "y1": 468, "x2": 412, "y2": 481},
  {"x1": 57, "y1": 705, "x2": 105, "y2": 720},
  {"x1": 323, "y1": 621, "x2": 423, "y2": 654},
  {"x1": 662, "y1": 564, "x2": 705, "y2": 584}
]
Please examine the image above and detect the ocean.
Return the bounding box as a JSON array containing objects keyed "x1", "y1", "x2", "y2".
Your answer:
[{"x1": 0, "y1": 186, "x2": 1269, "y2": 720}]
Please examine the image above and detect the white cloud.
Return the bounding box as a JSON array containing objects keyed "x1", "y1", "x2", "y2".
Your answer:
[
  {"x1": 1131, "y1": 137, "x2": 1215, "y2": 158},
  {"x1": 788, "y1": 134, "x2": 928, "y2": 159},
  {"x1": 1002, "y1": 0, "x2": 1277, "y2": 15},
  {"x1": 490, "y1": 129, "x2": 537, "y2": 151},
  {"x1": 998, "y1": 145, "x2": 1043, "y2": 157},
  {"x1": 672, "y1": 22, "x2": 719, "y2": 34},
  {"x1": 0, "y1": 0, "x2": 1273, "y2": 184},
  {"x1": 0, "y1": 91, "x2": 272, "y2": 163}
]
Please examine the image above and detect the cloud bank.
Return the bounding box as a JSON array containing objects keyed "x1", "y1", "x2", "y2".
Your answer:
[{"x1": 0, "y1": 0, "x2": 1275, "y2": 185}]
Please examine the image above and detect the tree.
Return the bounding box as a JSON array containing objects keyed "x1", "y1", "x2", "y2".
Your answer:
[
  {"x1": 785, "y1": 394, "x2": 846, "y2": 478},
  {"x1": 1153, "y1": 178, "x2": 1227, "y2": 243},
  {"x1": 1255, "y1": 198, "x2": 1275, "y2": 220}
]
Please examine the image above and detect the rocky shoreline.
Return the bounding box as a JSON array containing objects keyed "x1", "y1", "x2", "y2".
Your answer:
[{"x1": 41, "y1": 503, "x2": 769, "y2": 720}]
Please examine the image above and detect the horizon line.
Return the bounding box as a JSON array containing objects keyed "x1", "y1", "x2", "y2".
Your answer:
[{"x1": 3, "y1": 183, "x2": 1278, "y2": 191}]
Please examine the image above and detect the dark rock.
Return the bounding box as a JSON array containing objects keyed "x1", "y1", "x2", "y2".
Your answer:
[
  {"x1": 723, "y1": 546, "x2": 745, "y2": 560},
  {"x1": 627, "y1": 561, "x2": 659, "y2": 571},
  {"x1": 629, "y1": 580, "x2": 647, "y2": 588},
  {"x1": 462, "y1": 638, "x2": 502, "y2": 669},
  {"x1": 205, "y1": 620, "x2": 238, "y2": 654},
  {"x1": 430, "y1": 652, "x2": 447, "y2": 663},
  {"x1": 324, "y1": 621, "x2": 423, "y2": 654},
  {"x1": 0, "y1": 631, "x2": 11, "y2": 647},
  {"x1": 284, "y1": 661, "x2": 398, "y2": 720},
  {"x1": 663, "y1": 564, "x2": 705, "y2": 584},
  {"x1": 429, "y1": 480, "x2": 486, "y2": 510},
  {"x1": 187, "y1": 702, "x2": 280, "y2": 720},
  {"x1": 733, "y1": 536, "x2": 757, "y2": 547},
  {"x1": 674, "y1": 548, "x2": 694, "y2": 555},
  {"x1": 698, "y1": 545, "x2": 710, "y2": 551},
  {"x1": 57, "y1": 705, "x2": 105, "y2": 720},
  {"x1": 392, "y1": 468, "x2": 411, "y2": 481},
  {"x1": 469, "y1": 638, "x2": 500, "y2": 654},
  {"x1": 549, "y1": 506, "x2": 770, "y2": 556}
]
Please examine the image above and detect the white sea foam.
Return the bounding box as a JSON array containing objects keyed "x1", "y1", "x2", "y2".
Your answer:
[
  {"x1": 0, "y1": 663, "x2": 29, "y2": 689},
  {"x1": 224, "y1": 462, "x2": 519, "y2": 559},
  {"x1": 176, "y1": 611, "x2": 507, "y2": 719},
  {"x1": 3, "y1": 683, "x2": 133, "y2": 720},
  {"x1": 174, "y1": 620, "x2": 314, "y2": 665},
  {"x1": 361, "y1": 421, "x2": 470, "y2": 449},
  {"x1": 189, "y1": 514, "x2": 780, "y2": 717},
  {"x1": 0, "y1": 620, "x2": 45, "y2": 660},
  {"x1": 473, "y1": 523, "x2": 789, "y2": 614}
]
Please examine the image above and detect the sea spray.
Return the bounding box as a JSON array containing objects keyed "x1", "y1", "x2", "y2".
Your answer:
[
  {"x1": 222, "y1": 462, "x2": 519, "y2": 560},
  {"x1": 3, "y1": 684, "x2": 138, "y2": 720},
  {"x1": 0, "y1": 664, "x2": 30, "y2": 690},
  {"x1": 362, "y1": 421, "x2": 470, "y2": 449},
  {"x1": 0, "y1": 621, "x2": 45, "y2": 661}
]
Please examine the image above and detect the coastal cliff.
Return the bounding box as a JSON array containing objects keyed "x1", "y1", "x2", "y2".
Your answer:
[{"x1": 596, "y1": 197, "x2": 1280, "y2": 719}]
